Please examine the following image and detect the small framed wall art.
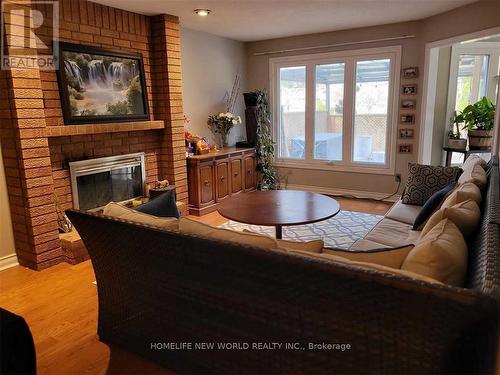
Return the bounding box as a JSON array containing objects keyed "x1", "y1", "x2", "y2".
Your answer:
[
  {"x1": 399, "y1": 144, "x2": 412, "y2": 154},
  {"x1": 400, "y1": 114, "x2": 415, "y2": 124},
  {"x1": 402, "y1": 84, "x2": 417, "y2": 95},
  {"x1": 402, "y1": 67, "x2": 419, "y2": 79},
  {"x1": 401, "y1": 99, "x2": 416, "y2": 110},
  {"x1": 399, "y1": 128, "x2": 414, "y2": 139}
]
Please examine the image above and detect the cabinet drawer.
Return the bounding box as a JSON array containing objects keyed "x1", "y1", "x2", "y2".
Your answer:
[
  {"x1": 230, "y1": 158, "x2": 243, "y2": 194},
  {"x1": 199, "y1": 164, "x2": 215, "y2": 204},
  {"x1": 244, "y1": 155, "x2": 256, "y2": 191},
  {"x1": 216, "y1": 160, "x2": 230, "y2": 200}
]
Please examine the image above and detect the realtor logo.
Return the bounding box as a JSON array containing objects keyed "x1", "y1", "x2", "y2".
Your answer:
[{"x1": 1, "y1": 0, "x2": 59, "y2": 70}]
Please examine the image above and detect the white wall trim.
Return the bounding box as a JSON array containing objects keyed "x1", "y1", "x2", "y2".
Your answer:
[
  {"x1": 419, "y1": 47, "x2": 439, "y2": 164},
  {"x1": 0, "y1": 254, "x2": 19, "y2": 271},
  {"x1": 285, "y1": 183, "x2": 400, "y2": 202}
]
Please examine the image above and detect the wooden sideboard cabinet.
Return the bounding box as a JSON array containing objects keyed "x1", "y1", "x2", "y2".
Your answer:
[{"x1": 187, "y1": 147, "x2": 257, "y2": 216}]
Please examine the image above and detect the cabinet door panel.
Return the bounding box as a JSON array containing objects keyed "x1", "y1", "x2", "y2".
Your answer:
[
  {"x1": 200, "y1": 164, "x2": 214, "y2": 204},
  {"x1": 216, "y1": 161, "x2": 230, "y2": 200},
  {"x1": 231, "y1": 158, "x2": 243, "y2": 194},
  {"x1": 244, "y1": 156, "x2": 256, "y2": 190}
]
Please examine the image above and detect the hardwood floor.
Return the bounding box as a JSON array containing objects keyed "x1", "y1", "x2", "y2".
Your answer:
[{"x1": 0, "y1": 197, "x2": 391, "y2": 374}]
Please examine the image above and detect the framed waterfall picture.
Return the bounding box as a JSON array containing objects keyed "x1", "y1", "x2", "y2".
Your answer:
[{"x1": 57, "y1": 42, "x2": 149, "y2": 124}]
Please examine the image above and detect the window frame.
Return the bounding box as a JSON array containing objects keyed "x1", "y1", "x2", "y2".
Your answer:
[{"x1": 270, "y1": 45, "x2": 401, "y2": 175}]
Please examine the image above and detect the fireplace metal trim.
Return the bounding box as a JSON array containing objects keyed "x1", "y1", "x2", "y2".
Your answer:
[{"x1": 69, "y1": 152, "x2": 146, "y2": 210}]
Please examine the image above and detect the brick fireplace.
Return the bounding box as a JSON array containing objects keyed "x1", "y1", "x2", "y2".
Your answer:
[{"x1": 0, "y1": 0, "x2": 188, "y2": 270}]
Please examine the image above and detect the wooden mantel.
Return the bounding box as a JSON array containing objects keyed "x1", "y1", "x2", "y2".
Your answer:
[{"x1": 44, "y1": 120, "x2": 165, "y2": 137}]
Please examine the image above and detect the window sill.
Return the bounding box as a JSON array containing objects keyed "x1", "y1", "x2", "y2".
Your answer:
[{"x1": 274, "y1": 160, "x2": 395, "y2": 175}]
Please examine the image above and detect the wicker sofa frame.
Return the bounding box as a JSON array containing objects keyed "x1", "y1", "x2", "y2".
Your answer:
[{"x1": 67, "y1": 157, "x2": 499, "y2": 374}]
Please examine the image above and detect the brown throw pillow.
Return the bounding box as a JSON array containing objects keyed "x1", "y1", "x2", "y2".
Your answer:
[{"x1": 401, "y1": 163, "x2": 461, "y2": 206}]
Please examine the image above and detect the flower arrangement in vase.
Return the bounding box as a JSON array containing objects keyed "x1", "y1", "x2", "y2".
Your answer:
[
  {"x1": 207, "y1": 112, "x2": 242, "y2": 148},
  {"x1": 207, "y1": 73, "x2": 242, "y2": 148}
]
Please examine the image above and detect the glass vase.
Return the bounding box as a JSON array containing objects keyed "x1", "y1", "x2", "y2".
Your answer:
[{"x1": 219, "y1": 132, "x2": 228, "y2": 148}]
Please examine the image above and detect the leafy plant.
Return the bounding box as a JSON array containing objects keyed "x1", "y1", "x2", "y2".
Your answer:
[
  {"x1": 455, "y1": 96, "x2": 495, "y2": 131},
  {"x1": 250, "y1": 90, "x2": 279, "y2": 190}
]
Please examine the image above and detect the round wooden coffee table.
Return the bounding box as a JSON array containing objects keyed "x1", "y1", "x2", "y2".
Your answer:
[{"x1": 217, "y1": 190, "x2": 340, "y2": 239}]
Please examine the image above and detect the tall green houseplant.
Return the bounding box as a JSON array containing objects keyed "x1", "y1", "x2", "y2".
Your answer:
[{"x1": 249, "y1": 90, "x2": 279, "y2": 190}]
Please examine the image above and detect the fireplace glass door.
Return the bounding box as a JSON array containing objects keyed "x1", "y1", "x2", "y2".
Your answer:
[{"x1": 76, "y1": 165, "x2": 143, "y2": 211}]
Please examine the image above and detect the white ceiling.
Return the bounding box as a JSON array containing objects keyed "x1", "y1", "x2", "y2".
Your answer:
[{"x1": 93, "y1": 0, "x2": 478, "y2": 42}]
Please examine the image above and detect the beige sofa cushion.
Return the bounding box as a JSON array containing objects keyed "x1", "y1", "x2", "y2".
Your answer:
[
  {"x1": 365, "y1": 218, "x2": 421, "y2": 247},
  {"x1": 323, "y1": 245, "x2": 414, "y2": 269},
  {"x1": 421, "y1": 199, "x2": 481, "y2": 239},
  {"x1": 179, "y1": 218, "x2": 278, "y2": 249},
  {"x1": 287, "y1": 249, "x2": 441, "y2": 284},
  {"x1": 401, "y1": 219, "x2": 467, "y2": 286},
  {"x1": 349, "y1": 239, "x2": 389, "y2": 251},
  {"x1": 385, "y1": 200, "x2": 422, "y2": 225},
  {"x1": 462, "y1": 154, "x2": 487, "y2": 170},
  {"x1": 458, "y1": 163, "x2": 487, "y2": 189},
  {"x1": 442, "y1": 182, "x2": 482, "y2": 208},
  {"x1": 103, "y1": 202, "x2": 179, "y2": 230}
]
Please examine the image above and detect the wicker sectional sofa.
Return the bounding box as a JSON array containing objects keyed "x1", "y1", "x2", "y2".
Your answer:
[{"x1": 67, "y1": 156, "x2": 499, "y2": 374}]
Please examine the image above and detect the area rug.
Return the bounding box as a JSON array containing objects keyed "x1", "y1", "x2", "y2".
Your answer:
[{"x1": 220, "y1": 210, "x2": 383, "y2": 249}]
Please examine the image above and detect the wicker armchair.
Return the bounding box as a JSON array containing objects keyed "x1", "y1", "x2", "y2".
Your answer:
[{"x1": 67, "y1": 157, "x2": 499, "y2": 374}]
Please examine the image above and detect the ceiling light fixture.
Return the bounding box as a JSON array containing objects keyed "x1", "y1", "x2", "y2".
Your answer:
[{"x1": 194, "y1": 9, "x2": 211, "y2": 17}]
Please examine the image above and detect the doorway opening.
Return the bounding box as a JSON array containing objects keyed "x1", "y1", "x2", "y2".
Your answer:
[{"x1": 420, "y1": 29, "x2": 500, "y2": 166}]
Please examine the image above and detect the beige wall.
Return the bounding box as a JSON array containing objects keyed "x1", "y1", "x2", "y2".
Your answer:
[
  {"x1": 181, "y1": 27, "x2": 247, "y2": 146},
  {"x1": 245, "y1": 0, "x2": 500, "y2": 195},
  {"x1": 420, "y1": 0, "x2": 500, "y2": 44},
  {"x1": 0, "y1": 143, "x2": 17, "y2": 268}
]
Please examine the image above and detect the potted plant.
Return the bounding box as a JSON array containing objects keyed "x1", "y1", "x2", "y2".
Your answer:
[
  {"x1": 447, "y1": 111, "x2": 467, "y2": 150},
  {"x1": 456, "y1": 96, "x2": 495, "y2": 150},
  {"x1": 247, "y1": 90, "x2": 279, "y2": 190},
  {"x1": 207, "y1": 112, "x2": 241, "y2": 148}
]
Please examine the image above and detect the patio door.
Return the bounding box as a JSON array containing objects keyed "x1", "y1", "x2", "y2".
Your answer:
[
  {"x1": 272, "y1": 45, "x2": 400, "y2": 175},
  {"x1": 445, "y1": 42, "x2": 500, "y2": 164}
]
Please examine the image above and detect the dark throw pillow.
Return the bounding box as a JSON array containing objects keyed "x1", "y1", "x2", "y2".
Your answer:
[
  {"x1": 412, "y1": 184, "x2": 455, "y2": 230},
  {"x1": 401, "y1": 163, "x2": 461, "y2": 206},
  {"x1": 136, "y1": 189, "x2": 180, "y2": 218}
]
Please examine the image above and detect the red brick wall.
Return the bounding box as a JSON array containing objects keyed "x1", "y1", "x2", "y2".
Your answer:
[
  {"x1": 42, "y1": 1, "x2": 154, "y2": 126},
  {"x1": 0, "y1": 0, "x2": 187, "y2": 270},
  {"x1": 150, "y1": 15, "x2": 188, "y2": 201}
]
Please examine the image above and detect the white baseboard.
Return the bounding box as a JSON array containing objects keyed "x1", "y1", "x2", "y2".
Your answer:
[
  {"x1": 285, "y1": 184, "x2": 400, "y2": 203},
  {"x1": 0, "y1": 254, "x2": 19, "y2": 271}
]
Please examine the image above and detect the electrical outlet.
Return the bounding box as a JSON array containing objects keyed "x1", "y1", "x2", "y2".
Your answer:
[{"x1": 395, "y1": 174, "x2": 401, "y2": 182}]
